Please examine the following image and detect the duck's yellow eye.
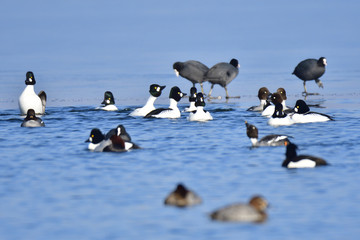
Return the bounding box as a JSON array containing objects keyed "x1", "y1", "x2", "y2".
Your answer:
[
  {"x1": 178, "y1": 92, "x2": 181, "y2": 94},
  {"x1": 91, "y1": 134, "x2": 94, "y2": 138},
  {"x1": 296, "y1": 106, "x2": 299, "y2": 108},
  {"x1": 108, "y1": 98, "x2": 111, "y2": 100}
]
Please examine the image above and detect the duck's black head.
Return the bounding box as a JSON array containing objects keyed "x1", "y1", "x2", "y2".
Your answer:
[
  {"x1": 169, "y1": 86, "x2": 186, "y2": 102},
  {"x1": 149, "y1": 84, "x2": 166, "y2": 97},
  {"x1": 101, "y1": 91, "x2": 115, "y2": 105},
  {"x1": 189, "y1": 87, "x2": 197, "y2": 102},
  {"x1": 25, "y1": 71, "x2": 36, "y2": 85},
  {"x1": 195, "y1": 92, "x2": 205, "y2": 107},
  {"x1": 86, "y1": 128, "x2": 104, "y2": 144},
  {"x1": 285, "y1": 142, "x2": 298, "y2": 159},
  {"x1": 272, "y1": 103, "x2": 287, "y2": 118},
  {"x1": 294, "y1": 100, "x2": 310, "y2": 114}
]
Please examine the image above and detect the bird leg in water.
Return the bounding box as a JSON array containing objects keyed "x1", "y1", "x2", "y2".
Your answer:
[
  {"x1": 200, "y1": 83, "x2": 204, "y2": 94},
  {"x1": 302, "y1": 81, "x2": 319, "y2": 96},
  {"x1": 207, "y1": 84, "x2": 214, "y2": 98},
  {"x1": 225, "y1": 86, "x2": 240, "y2": 99},
  {"x1": 315, "y1": 79, "x2": 324, "y2": 88}
]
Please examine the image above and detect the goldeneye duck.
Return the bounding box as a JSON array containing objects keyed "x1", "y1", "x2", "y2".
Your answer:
[
  {"x1": 276, "y1": 88, "x2": 292, "y2": 113},
  {"x1": 103, "y1": 135, "x2": 127, "y2": 152},
  {"x1": 282, "y1": 142, "x2": 328, "y2": 168},
  {"x1": 205, "y1": 58, "x2": 240, "y2": 99},
  {"x1": 292, "y1": 57, "x2": 327, "y2": 95},
  {"x1": 291, "y1": 99, "x2": 333, "y2": 123},
  {"x1": 145, "y1": 86, "x2": 186, "y2": 119},
  {"x1": 19, "y1": 71, "x2": 46, "y2": 115},
  {"x1": 173, "y1": 60, "x2": 209, "y2": 93},
  {"x1": 247, "y1": 87, "x2": 271, "y2": 112},
  {"x1": 21, "y1": 109, "x2": 45, "y2": 127},
  {"x1": 245, "y1": 121, "x2": 290, "y2": 147},
  {"x1": 210, "y1": 196, "x2": 268, "y2": 223},
  {"x1": 268, "y1": 103, "x2": 294, "y2": 126},
  {"x1": 97, "y1": 91, "x2": 118, "y2": 111},
  {"x1": 183, "y1": 87, "x2": 197, "y2": 112},
  {"x1": 187, "y1": 93, "x2": 213, "y2": 121},
  {"x1": 262, "y1": 92, "x2": 285, "y2": 117},
  {"x1": 164, "y1": 183, "x2": 202, "y2": 207},
  {"x1": 129, "y1": 84, "x2": 166, "y2": 117},
  {"x1": 86, "y1": 128, "x2": 109, "y2": 152},
  {"x1": 105, "y1": 124, "x2": 140, "y2": 150}
]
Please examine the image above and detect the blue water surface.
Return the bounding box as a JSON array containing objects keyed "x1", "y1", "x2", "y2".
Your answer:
[{"x1": 1, "y1": 1, "x2": 360, "y2": 239}]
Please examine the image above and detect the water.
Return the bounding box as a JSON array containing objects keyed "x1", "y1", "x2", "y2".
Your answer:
[{"x1": 1, "y1": 0, "x2": 360, "y2": 239}]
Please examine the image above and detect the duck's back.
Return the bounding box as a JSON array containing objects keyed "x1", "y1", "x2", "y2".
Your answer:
[{"x1": 211, "y1": 204, "x2": 262, "y2": 222}]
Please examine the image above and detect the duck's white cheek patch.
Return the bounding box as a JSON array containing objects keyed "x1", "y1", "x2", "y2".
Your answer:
[{"x1": 288, "y1": 159, "x2": 316, "y2": 168}]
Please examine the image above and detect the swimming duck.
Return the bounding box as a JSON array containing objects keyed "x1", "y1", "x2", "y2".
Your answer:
[
  {"x1": 282, "y1": 142, "x2": 328, "y2": 168},
  {"x1": 145, "y1": 86, "x2": 186, "y2": 119},
  {"x1": 86, "y1": 128, "x2": 108, "y2": 151},
  {"x1": 247, "y1": 87, "x2": 271, "y2": 112},
  {"x1": 292, "y1": 57, "x2": 327, "y2": 95},
  {"x1": 97, "y1": 91, "x2": 118, "y2": 111},
  {"x1": 164, "y1": 183, "x2": 202, "y2": 207},
  {"x1": 291, "y1": 100, "x2": 333, "y2": 123},
  {"x1": 187, "y1": 93, "x2": 213, "y2": 121},
  {"x1": 245, "y1": 121, "x2": 290, "y2": 147},
  {"x1": 183, "y1": 87, "x2": 197, "y2": 112},
  {"x1": 19, "y1": 71, "x2": 46, "y2": 115},
  {"x1": 105, "y1": 124, "x2": 140, "y2": 150},
  {"x1": 173, "y1": 60, "x2": 209, "y2": 93},
  {"x1": 21, "y1": 109, "x2": 45, "y2": 127},
  {"x1": 261, "y1": 92, "x2": 285, "y2": 117},
  {"x1": 268, "y1": 103, "x2": 294, "y2": 127},
  {"x1": 129, "y1": 84, "x2": 166, "y2": 117},
  {"x1": 205, "y1": 58, "x2": 240, "y2": 99},
  {"x1": 210, "y1": 196, "x2": 268, "y2": 223}
]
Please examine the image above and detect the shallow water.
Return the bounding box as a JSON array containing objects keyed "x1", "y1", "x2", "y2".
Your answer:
[
  {"x1": 1, "y1": 87, "x2": 360, "y2": 239},
  {"x1": 1, "y1": 0, "x2": 360, "y2": 239}
]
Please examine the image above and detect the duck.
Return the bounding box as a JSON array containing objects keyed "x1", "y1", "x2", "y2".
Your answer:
[
  {"x1": 205, "y1": 58, "x2": 240, "y2": 99},
  {"x1": 102, "y1": 135, "x2": 127, "y2": 153},
  {"x1": 183, "y1": 87, "x2": 197, "y2": 112},
  {"x1": 85, "y1": 128, "x2": 109, "y2": 152},
  {"x1": 210, "y1": 196, "x2": 268, "y2": 223},
  {"x1": 97, "y1": 91, "x2": 118, "y2": 111},
  {"x1": 291, "y1": 100, "x2": 333, "y2": 123},
  {"x1": 129, "y1": 84, "x2": 166, "y2": 117},
  {"x1": 18, "y1": 71, "x2": 46, "y2": 115},
  {"x1": 268, "y1": 103, "x2": 294, "y2": 127},
  {"x1": 145, "y1": 86, "x2": 186, "y2": 119},
  {"x1": 261, "y1": 92, "x2": 286, "y2": 117},
  {"x1": 187, "y1": 93, "x2": 213, "y2": 121},
  {"x1": 276, "y1": 88, "x2": 292, "y2": 112},
  {"x1": 282, "y1": 142, "x2": 328, "y2": 168},
  {"x1": 173, "y1": 60, "x2": 209, "y2": 93},
  {"x1": 247, "y1": 87, "x2": 271, "y2": 112},
  {"x1": 164, "y1": 183, "x2": 202, "y2": 207},
  {"x1": 245, "y1": 121, "x2": 290, "y2": 147},
  {"x1": 105, "y1": 124, "x2": 140, "y2": 150},
  {"x1": 21, "y1": 109, "x2": 45, "y2": 127},
  {"x1": 292, "y1": 57, "x2": 327, "y2": 95}
]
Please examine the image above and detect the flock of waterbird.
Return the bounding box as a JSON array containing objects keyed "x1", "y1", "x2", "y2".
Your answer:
[{"x1": 17, "y1": 56, "x2": 332, "y2": 222}]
